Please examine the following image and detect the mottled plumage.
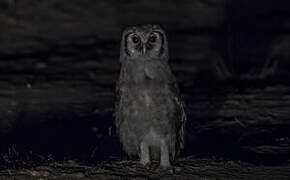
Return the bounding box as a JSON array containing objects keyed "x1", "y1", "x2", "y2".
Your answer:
[{"x1": 115, "y1": 24, "x2": 186, "y2": 168}]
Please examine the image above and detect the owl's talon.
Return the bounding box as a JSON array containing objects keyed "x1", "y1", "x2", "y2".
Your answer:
[
  {"x1": 156, "y1": 165, "x2": 175, "y2": 174},
  {"x1": 160, "y1": 162, "x2": 171, "y2": 170},
  {"x1": 140, "y1": 159, "x2": 150, "y2": 166},
  {"x1": 158, "y1": 165, "x2": 182, "y2": 174}
]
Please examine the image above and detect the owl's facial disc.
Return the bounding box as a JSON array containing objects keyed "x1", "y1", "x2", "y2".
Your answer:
[{"x1": 124, "y1": 26, "x2": 165, "y2": 58}]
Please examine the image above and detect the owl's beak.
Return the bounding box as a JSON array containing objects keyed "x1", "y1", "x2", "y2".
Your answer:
[{"x1": 142, "y1": 44, "x2": 146, "y2": 55}]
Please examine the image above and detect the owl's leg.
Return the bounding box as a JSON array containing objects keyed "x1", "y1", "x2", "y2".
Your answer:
[
  {"x1": 160, "y1": 139, "x2": 170, "y2": 168},
  {"x1": 140, "y1": 141, "x2": 150, "y2": 166}
]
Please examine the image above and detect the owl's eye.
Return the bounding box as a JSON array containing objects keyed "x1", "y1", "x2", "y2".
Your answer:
[
  {"x1": 131, "y1": 36, "x2": 140, "y2": 44},
  {"x1": 149, "y1": 34, "x2": 157, "y2": 43}
]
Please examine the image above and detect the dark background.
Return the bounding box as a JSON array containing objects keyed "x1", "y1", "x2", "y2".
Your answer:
[{"x1": 0, "y1": 0, "x2": 290, "y2": 165}]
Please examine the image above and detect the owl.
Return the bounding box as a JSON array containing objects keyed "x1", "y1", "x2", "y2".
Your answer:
[{"x1": 115, "y1": 24, "x2": 186, "y2": 168}]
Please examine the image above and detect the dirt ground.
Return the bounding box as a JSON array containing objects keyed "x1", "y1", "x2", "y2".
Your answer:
[{"x1": 0, "y1": 156, "x2": 289, "y2": 180}]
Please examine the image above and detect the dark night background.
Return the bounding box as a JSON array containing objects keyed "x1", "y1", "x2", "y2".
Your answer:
[{"x1": 0, "y1": 0, "x2": 290, "y2": 179}]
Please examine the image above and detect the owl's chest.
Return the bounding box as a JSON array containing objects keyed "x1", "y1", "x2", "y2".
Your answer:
[
  {"x1": 122, "y1": 60, "x2": 172, "y2": 107},
  {"x1": 131, "y1": 85, "x2": 170, "y2": 109},
  {"x1": 126, "y1": 59, "x2": 167, "y2": 83},
  {"x1": 136, "y1": 90, "x2": 152, "y2": 108}
]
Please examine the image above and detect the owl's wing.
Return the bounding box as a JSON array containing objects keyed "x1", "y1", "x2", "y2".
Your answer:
[
  {"x1": 173, "y1": 78, "x2": 187, "y2": 150},
  {"x1": 167, "y1": 67, "x2": 187, "y2": 153}
]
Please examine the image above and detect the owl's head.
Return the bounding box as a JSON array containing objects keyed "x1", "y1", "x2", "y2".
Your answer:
[{"x1": 120, "y1": 24, "x2": 168, "y2": 62}]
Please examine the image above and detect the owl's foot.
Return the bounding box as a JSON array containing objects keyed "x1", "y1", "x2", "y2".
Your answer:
[
  {"x1": 160, "y1": 160, "x2": 171, "y2": 169},
  {"x1": 140, "y1": 141, "x2": 151, "y2": 166},
  {"x1": 160, "y1": 139, "x2": 171, "y2": 169},
  {"x1": 157, "y1": 165, "x2": 182, "y2": 174},
  {"x1": 140, "y1": 158, "x2": 150, "y2": 166}
]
